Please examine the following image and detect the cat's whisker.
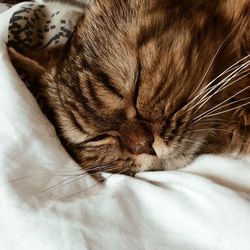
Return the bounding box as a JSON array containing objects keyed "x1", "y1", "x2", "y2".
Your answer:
[
  {"x1": 58, "y1": 165, "x2": 133, "y2": 200},
  {"x1": 190, "y1": 23, "x2": 243, "y2": 99},
  {"x1": 183, "y1": 61, "x2": 250, "y2": 120},
  {"x1": 0, "y1": 173, "x2": 88, "y2": 201},
  {"x1": 54, "y1": 169, "x2": 83, "y2": 173},
  {"x1": 183, "y1": 139, "x2": 204, "y2": 145},
  {"x1": 185, "y1": 137, "x2": 218, "y2": 153},
  {"x1": 193, "y1": 96, "x2": 250, "y2": 125},
  {"x1": 186, "y1": 55, "x2": 250, "y2": 111},
  {"x1": 81, "y1": 163, "x2": 114, "y2": 172},
  {"x1": 201, "y1": 143, "x2": 218, "y2": 154},
  {"x1": 39, "y1": 174, "x2": 88, "y2": 194},
  {"x1": 193, "y1": 85, "x2": 250, "y2": 122},
  {"x1": 5, "y1": 172, "x2": 87, "y2": 186},
  {"x1": 184, "y1": 138, "x2": 217, "y2": 153},
  {"x1": 38, "y1": 161, "x2": 126, "y2": 194},
  {"x1": 3, "y1": 175, "x2": 34, "y2": 185},
  {"x1": 0, "y1": 176, "x2": 43, "y2": 202},
  {"x1": 186, "y1": 129, "x2": 217, "y2": 137},
  {"x1": 189, "y1": 122, "x2": 227, "y2": 127},
  {"x1": 188, "y1": 128, "x2": 247, "y2": 141},
  {"x1": 192, "y1": 57, "x2": 249, "y2": 104},
  {"x1": 194, "y1": 67, "x2": 249, "y2": 112},
  {"x1": 201, "y1": 57, "x2": 249, "y2": 94},
  {"x1": 211, "y1": 68, "x2": 249, "y2": 91},
  {"x1": 199, "y1": 96, "x2": 250, "y2": 120},
  {"x1": 196, "y1": 117, "x2": 228, "y2": 122},
  {"x1": 59, "y1": 173, "x2": 114, "y2": 200},
  {"x1": 196, "y1": 101, "x2": 250, "y2": 122},
  {"x1": 191, "y1": 60, "x2": 250, "y2": 112}
]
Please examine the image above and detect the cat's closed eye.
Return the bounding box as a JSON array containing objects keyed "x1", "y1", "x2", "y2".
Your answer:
[
  {"x1": 86, "y1": 134, "x2": 111, "y2": 143},
  {"x1": 82, "y1": 133, "x2": 123, "y2": 150}
]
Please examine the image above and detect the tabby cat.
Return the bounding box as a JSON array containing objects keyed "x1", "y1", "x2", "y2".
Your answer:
[{"x1": 9, "y1": 0, "x2": 250, "y2": 175}]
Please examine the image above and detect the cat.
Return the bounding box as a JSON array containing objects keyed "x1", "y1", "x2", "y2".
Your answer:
[{"x1": 9, "y1": 0, "x2": 250, "y2": 175}]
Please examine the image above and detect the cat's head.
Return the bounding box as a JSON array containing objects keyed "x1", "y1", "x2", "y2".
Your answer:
[{"x1": 9, "y1": 0, "x2": 250, "y2": 174}]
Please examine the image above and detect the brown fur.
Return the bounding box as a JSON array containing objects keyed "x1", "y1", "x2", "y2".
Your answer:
[{"x1": 9, "y1": 0, "x2": 250, "y2": 174}]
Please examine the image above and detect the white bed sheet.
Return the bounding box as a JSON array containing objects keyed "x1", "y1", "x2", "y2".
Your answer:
[{"x1": 0, "y1": 4, "x2": 250, "y2": 250}]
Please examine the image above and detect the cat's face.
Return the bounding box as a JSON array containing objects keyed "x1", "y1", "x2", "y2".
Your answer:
[{"x1": 11, "y1": 0, "x2": 249, "y2": 174}]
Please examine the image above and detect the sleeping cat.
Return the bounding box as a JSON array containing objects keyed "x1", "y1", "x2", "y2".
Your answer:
[{"x1": 9, "y1": 0, "x2": 250, "y2": 175}]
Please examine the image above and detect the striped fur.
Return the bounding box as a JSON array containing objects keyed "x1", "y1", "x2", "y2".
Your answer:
[{"x1": 10, "y1": 0, "x2": 250, "y2": 174}]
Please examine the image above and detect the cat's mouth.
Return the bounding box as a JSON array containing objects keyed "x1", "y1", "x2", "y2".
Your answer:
[
  {"x1": 132, "y1": 135, "x2": 199, "y2": 171},
  {"x1": 134, "y1": 151, "x2": 193, "y2": 172}
]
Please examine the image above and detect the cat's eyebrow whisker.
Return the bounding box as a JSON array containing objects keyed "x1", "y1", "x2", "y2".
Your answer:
[
  {"x1": 186, "y1": 55, "x2": 250, "y2": 111},
  {"x1": 193, "y1": 85, "x2": 250, "y2": 122}
]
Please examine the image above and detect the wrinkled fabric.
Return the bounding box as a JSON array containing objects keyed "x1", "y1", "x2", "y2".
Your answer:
[{"x1": 0, "y1": 3, "x2": 250, "y2": 250}]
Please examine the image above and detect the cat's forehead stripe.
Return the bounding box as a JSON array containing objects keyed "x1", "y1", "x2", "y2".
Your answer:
[
  {"x1": 96, "y1": 71, "x2": 124, "y2": 99},
  {"x1": 86, "y1": 78, "x2": 104, "y2": 108}
]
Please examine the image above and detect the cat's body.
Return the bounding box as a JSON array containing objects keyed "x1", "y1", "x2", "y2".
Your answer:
[{"x1": 9, "y1": 0, "x2": 250, "y2": 174}]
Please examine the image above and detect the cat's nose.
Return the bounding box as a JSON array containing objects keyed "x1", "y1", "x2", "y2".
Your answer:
[
  {"x1": 139, "y1": 145, "x2": 157, "y2": 156},
  {"x1": 119, "y1": 120, "x2": 156, "y2": 156}
]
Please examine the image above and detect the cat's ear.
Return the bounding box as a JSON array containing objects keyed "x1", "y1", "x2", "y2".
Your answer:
[
  {"x1": 8, "y1": 45, "x2": 64, "y2": 78},
  {"x1": 8, "y1": 47, "x2": 45, "y2": 77}
]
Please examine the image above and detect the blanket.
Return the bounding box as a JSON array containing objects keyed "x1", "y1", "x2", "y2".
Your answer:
[{"x1": 0, "y1": 2, "x2": 250, "y2": 250}]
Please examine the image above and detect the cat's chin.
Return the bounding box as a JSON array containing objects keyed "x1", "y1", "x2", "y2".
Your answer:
[
  {"x1": 134, "y1": 135, "x2": 194, "y2": 171},
  {"x1": 135, "y1": 153, "x2": 193, "y2": 172}
]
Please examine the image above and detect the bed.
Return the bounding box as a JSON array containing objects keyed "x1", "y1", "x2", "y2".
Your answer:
[{"x1": 0, "y1": 2, "x2": 250, "y2": 250}]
